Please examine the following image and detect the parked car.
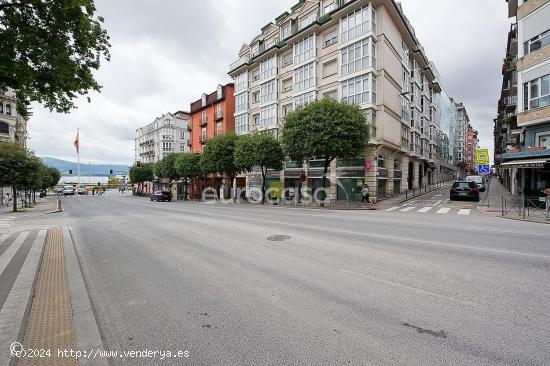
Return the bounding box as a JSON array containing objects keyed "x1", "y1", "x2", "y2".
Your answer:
[
  {"x1": 450, "y1": 181, "x2": 480, "y2": 202},
  {"x1": 77, "y1": 188, "x2": 88, "y2": 195},
  {"x1": 150, "y1": 191, "x2": 172, "y2": 202},
  {"x1": 63, "y1": 185, "x2": 75, "y2": 195},
  {"x1": 465, "y1": 175, "x2": 486, "y2": 192}
]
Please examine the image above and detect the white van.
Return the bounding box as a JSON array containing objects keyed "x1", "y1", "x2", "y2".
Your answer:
[
  {"x1": 465, "y1": 175, "x2": 485, "y2": 192},
  {"x1": 63, "y1": 185, "x2": 75, "y2": 195}
]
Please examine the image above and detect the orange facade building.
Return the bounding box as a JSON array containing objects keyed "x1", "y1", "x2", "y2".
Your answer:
[{"x1": 189, "y1": 83, "x2": 235, "y2": 152}]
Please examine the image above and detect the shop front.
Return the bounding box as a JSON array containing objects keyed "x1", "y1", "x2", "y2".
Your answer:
[
  {"x1": 336, "y1": 169, "x2": 365, "y2": 202},
  {"x1": 501, "y1": 149, "x2": 550, "y2": 197}
]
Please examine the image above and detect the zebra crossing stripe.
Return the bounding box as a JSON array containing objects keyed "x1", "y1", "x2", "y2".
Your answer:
[
  {"x1": 0, "y1": 231, "x2": 30, "y2": 277},
  {"x1": 458, "y1": 209, "x2": 471, "y2": 215},
  {"x1": 385, "y1": 207, "x2": 400, "y2": 212},
  {"x1": 400, "y1": 207, "x2": 415, "y2": 212},
  {"x1": 436, "y1": 208, "x2": 451, "y2": 214},
  {"x1": 418, "y1": 207, "x2": 433, "y2": 213},
  {"x1": 432, "y1": 200, "x2": 442, "y2": 206}
]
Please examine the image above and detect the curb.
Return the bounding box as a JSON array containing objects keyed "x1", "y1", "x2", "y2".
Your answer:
[
  {"x1": 63, "y1": 227, "x2": 108, "y2": 366},
  {"x1": 495, "y1": 216, "x2": 550, "y2": 224}
]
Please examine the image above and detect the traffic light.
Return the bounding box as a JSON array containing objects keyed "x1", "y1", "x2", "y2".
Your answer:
[
  {"x1": 98, "y1": 182, "x2": 101, "y2": 186},
  {"x1": 69, "y1": 170, "x2": 73, "y2": 175},
  {"x1": 109, "y1": 169, "x2": 113, "y2": 174}
]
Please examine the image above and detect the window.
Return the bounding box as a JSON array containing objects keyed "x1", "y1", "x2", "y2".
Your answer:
[
  {"x1": 294, "y1": 62, "x2": 315, "y2": 93},
  {"x1": 260, "y1": 104, "x2": 277, "y2": 128},
  {"x1": 402, "y1": 41, "x2": 409, "y2": 63},
  {"x1": 524, "y1": 74, "x2": 550, "y2": 111},
  {"x1": 324, "y1": 1, "x2": 335, "y2": 15},
  {"x1": 201, "y1": 127, "x2": 207, "y2": 141},
  {"x1": 400, "y1": 95, "x2": 410, "y2": 122},
  {"x1": 341, "y1": 38, "x2": 375, "y2": 77},
  {"x1": 341, "y1": 74, "x2": 375, "y2": 105},
  {"x1": 217, "y1": 85, "x2": 223, "y2": 99},
  {"x1": 201, "y1": 94, "x2": 207, "y2": 106},
  {"x1": 322, "y1": 59, "x2": 337, "y2": 77},
  {"x1": 401, "y1": 125, "x2": 410, "y2": 149},
  {"x1": 282, "y1": 104, "x2": 293, "y2": 117},
  {"x1": 252, "y1": 69, "x2": 260, "y2": 81},
  {"x1": 394, "y1": 159, "x2": 401, "y2": 170},
  {"x1": 181, "y1": 131, "x2": 185, "y2": 139},
  {"x1": 201, "y1": 111, "x2": 207, "y2": 124},
  {"x1": 5, "y1": 104, "x2": 11, "y2": 116},
  {"x1": 282, "y1": 78, "x2": 293, "y2": 92},
  {"x1": 216, "y1": 103, "x2": 223, "y2": 118},
  {"x1": 323, "y1": 90, "x2": 337, "y2": 100},
  {"x1": 536, "y1": 131, "x2": 550, "y2": 149},
  {"x1": 260, "y1": 56, "x2": 276, "y2": 81},
  {"x1": 377, "y1": 155, "x2": 385, "y2": 168},
  {"x1": 216, "y1": 122, "x2": 222, "y2": 136},
  {"x1": 283, "y1": 25, "x2": 292, "y2": 39},
  {"x1": 253, "y1": 114, "x2": 260, "y2": 125},
  {"x1": 235, "y1": 114, "x2": 248, "y2": 135},
  {"x1": 293, "y1": 34, "x2": 315, "y2": 65},
  {"x1": 294, "y1": 92, "x2": 315, "y2": 107},
  {"x1": 282, "y1": 52, "x2": 293, "y2": 67},
  {"x1": 524, "y1": 30, "x2": 550, "y2": 55},
  {"x1": 235, "y1": 93, "x2": 248, "y2": 113},
  {"x1": 260, "y1": 80, "x2": 276, "y2": 104},
  {"x1": 300, "y1": 12, "x2": 316, "y2": 29},
  {"x1": 323, "y1": 30, "x2": 337, "y2": 47},
  {"x1": 341, "y1": 6, "x2": 372, "y2": 44},
  {"x1": 0, "y1": 122, "x2": 8, "y2": 134},
  {"x1": 252, "y1": 91, "x2": 260, "y2": 103},
  {"x1": 235, "y1": 73, "x2": 248, "y2": 94}
]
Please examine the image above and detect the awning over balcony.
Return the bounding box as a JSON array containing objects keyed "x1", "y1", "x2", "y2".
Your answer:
[{"x1": 500, "y1": 159, "x2": 550, "y2": 169}]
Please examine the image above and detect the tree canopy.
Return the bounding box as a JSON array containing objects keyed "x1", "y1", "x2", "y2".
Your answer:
[
  {"x1": 0, "y1": 0, "x2": 111, "y2": 117},
  {"x1": 129, "y1": 163, "x2": 154, "y2": 184},
  {"x1": 154, "y1": 153, "x2": 179, "y2": 180},
  {"x1": 175, "y1": 153, "x2": 202, "y2": 179},
  {"x1": 200, "y1": 134, "x2": 240, "y2": 178},
  {"x1": 282, "y1": 98, "x2": 370, "y2": 190}
]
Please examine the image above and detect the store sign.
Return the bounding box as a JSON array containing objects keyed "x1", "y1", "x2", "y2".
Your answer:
[
  {"x1": 364, "y1": 160, "x2": 372, "y2": 170},
  {"x1": 475, "y1": 149, "x2": 490, "y2": 164},
  {"x1": 337, "y1": 169, "x2": 365, "y2": 178},
  {"x1": 502, "y1": 149, "x2": 550, "y2": 159}
]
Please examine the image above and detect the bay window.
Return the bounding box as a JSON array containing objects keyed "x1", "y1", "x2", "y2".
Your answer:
[
  {"x1": 235, "y1": 114, "x2": 249, "y2": 135},
  {"x1": 260, "y1": 56, "x2": 276, "y2": 81},
  {"x1": 341, "y1": 74, "x2": 376, "y2": 106},
  {"x1": 524, "y1": 74, "x2": 550, "y2": 111},
  {"x1": 294, "y1": 91, "x2": 315, "y2": 107},
  {"x1": 294, "y1": 62, "x2": 315, "y2": 93},
  {"x1": 341, "y1": 37, "x2": 376, "y2": 77},
  {"x1": 260, "y1": 80, "x2": 277, "y2": 104},
  {"x1": 294, "y1": 34, "x2": 315, "y2": 65},
  {"x1": 260, "y1": 104, "x2": 277, "y2": 128},
  {"x1": 235, "y1": 93, "x2": 248, "y2": 113},
  {"x1": 341, "y1": 6, "x2": 374, "y2": 44},
  {"x1": 234, "y1": 72, "x2": 248, "y2": 94},
  {"x1": 524, "y1": 30, "x2": 550, "y2": 55}
]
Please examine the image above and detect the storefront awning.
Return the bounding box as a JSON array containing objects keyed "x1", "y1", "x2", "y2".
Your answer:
[{"x1": 500, "y1": 159, "x2": 550, "y2": 169}]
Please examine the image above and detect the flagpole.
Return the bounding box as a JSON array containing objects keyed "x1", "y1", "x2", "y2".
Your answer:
[{"x1": 77, "y1": 128, "x2": 80, "y2": 186}]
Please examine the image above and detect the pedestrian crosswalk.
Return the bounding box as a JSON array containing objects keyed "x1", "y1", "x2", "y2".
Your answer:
[
  {"x1": 0, "y1": 216, "x2": 16, "y2": 236},
  {"x1": 385, "y1": 206, "x2": 472, "y2": 216}
]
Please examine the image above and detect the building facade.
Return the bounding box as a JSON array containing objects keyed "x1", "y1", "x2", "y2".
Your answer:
[
  {"x1": 134, "y1": 111, "x2": 190, "y2": 165},
  {"x1": 228, "y1": 0, "x2": 468, "y2": 201},
  {"x1": 466, "y1": 125, "x2": 479, "y2": 174},
  {"x1": 496, "y1": 0, "x2": 550, "y2": 196},
  {"x1": 0, "y1": 90, "x2": 28, "y2": 147},
  {"x1": 189, "y1": 84, "x2": 235, "y2": 153}
]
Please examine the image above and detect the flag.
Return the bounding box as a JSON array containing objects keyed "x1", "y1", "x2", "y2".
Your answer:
[{"x1": 74, "y1": 130, "x2": 79, "y2": 154}]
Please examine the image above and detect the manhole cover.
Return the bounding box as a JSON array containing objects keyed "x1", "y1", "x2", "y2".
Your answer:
[{"x1": 267, "y1": 235, "x2": 291, "y2": 242}]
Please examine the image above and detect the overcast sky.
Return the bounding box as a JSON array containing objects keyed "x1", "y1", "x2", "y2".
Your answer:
[{"x1": 27, "y1": 0, "x2": 512, "y2": 165}]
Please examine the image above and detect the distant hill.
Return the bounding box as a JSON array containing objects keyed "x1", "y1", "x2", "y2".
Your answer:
[{"x1": 40, "y1": 157, "x2": 129, "y2": 176}]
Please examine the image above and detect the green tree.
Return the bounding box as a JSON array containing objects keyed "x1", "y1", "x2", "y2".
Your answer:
[
  {"x1": 174, "y1": 153, "x2": 202, "y2": 200},
  {"x1": 234, "y1": 133, "x2": 284, "y2": 204},
  {"x1": 0, "y1": 0, "x2": 111, "y2": 117},
  {"x1": 154, "y1": 154, "x2": 179, "y2": 181},
  {"x1": 47, "y1": 167, "x2": 61, "y2": 188},
  {"x1": 282, "y1": 98, "x2": 370, "y2": 198},
  {"x1": 200, "y1": 134, "x2": 240, "y2": 199},
  {"x1": 129, "y1": 164, "x2": 153, "y2": 193}
]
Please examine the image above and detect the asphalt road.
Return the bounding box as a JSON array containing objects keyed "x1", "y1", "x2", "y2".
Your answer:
[{"x1": 58, "y1": 193, "x2": 550, "y2": 366}]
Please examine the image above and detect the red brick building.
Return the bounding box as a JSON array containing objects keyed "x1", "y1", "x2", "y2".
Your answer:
[{"x1": 189, "y1": 83, "x2": 235, "y2": 152}]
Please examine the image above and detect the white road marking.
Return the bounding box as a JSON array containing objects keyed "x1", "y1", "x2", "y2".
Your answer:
[
  {"x1": 436, "y1": 208, "x2": 451, "y2": 214},
  {"x1": 434, "y1": 194, "x2": 442, "y2": 197},
  {"x1": 432, "y1": 200, "x2": 442, "y2": 206},
  {"x1": 0, "y1": 231, "x2": 30, "y2": 277},
  {"x1": 400, "y1": 207, "x2": 415, "y2": 212},
  {"x1": 384, "y1": 207, "x2": 400, "y2": 212},
  {"x1": 418, "y1": 207, "x2": 433, "y2": 213},
  {"x1": 458, "y1": 209, "x2": 471, "y2": 216}
]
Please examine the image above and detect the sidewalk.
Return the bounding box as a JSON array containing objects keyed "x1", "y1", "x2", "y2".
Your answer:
[{"x1": 0, "y1": 195, "x2": 60, "y2": 216}]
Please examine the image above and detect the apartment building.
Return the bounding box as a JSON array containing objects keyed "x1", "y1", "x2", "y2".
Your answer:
[
  {"x1": 228, "y1": 0, "x2": 466, "y2": 201},
  {"x1": 496, "y1": 0, "x2": 550, "y2": 196},
  {"x1": 189, "y1": 84, "x2": 235, "y2": 153},
  {"x1": 0, "y1": 89, "x2": 27, "y2": 147},
  {"x1": 134, "y1": 111, "x2": 190, "y2": 165},
  {"x1": 466, "y1": 125, "x2": 479, "y2": 174}
]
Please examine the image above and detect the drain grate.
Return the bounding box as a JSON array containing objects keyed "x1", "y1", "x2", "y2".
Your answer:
[{"x1": 267, "y1": 235, "x2": 291, "y2": 242}]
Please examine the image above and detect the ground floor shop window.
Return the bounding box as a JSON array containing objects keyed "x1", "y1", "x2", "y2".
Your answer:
[
  {"x1": 377, "y1": 179, "x2": 387, "y2": 200},
  {"x1": 337, "y1": 178, "x2": 364, "y2": 201},
  {"x1": 393, "y1": 179, "x2": 401, "y2": 195}
]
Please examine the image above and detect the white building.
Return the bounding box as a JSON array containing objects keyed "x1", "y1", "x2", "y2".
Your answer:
[
  {"x1": 134, "y1": 111, "x2": 190, "y2": 165},
  {"x1": 0, "y1": 89, "x2": 28, "y2": 147}
]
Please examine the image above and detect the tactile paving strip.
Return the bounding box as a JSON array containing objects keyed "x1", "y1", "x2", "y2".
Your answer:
[{"x1": 19, "y1": 227, "x2": 77, "y2": 366}]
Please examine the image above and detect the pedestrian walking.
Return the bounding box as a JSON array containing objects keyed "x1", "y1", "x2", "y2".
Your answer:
[
  {"x1": 362, "y1": 184, "x2": 371, "y2": 206},
  {"x1": 542, "y1": 184, "x2": 550, "y2": 218}
]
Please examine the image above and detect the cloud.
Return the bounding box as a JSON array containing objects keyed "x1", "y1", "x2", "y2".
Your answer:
[{"x1": 28, "y1": 0, "x2": 507, "y2": 165}]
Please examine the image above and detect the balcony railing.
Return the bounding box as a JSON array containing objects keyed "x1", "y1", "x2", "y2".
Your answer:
[
  {"x1": 505, "y1": 95, "x2": 517, "y2": 106},
  {"x1": 200, "y1": 118, "x2": 207, "y2": 127},
  {"x1": 229, "y1": 55, "x2": 250, "y2": 72},
  {"x1": 186, "y1": 139, "x2": 192, "y2": 147},
  {"x1": 200, "y1": 136, "x2": 207, "y2": 144}
]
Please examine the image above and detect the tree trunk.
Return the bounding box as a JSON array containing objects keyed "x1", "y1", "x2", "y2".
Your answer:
[
  {"x1": 320, "y1": 157, "x2": 330, "y2": 207},
  {"x1": 261, "y1": 166, "x2": 267, "y2": 205},
  {"x1": 184, "y1": 179, "x2": 188, "y2": 201},
  {"x1": 12, "y1": 187, "x2": 17, "y2": 212}
]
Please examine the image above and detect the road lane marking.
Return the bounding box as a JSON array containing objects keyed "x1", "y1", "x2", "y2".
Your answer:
[
  {"x1": 341, "y1": 269, "x2": 477, "y2": 308},
  {"x1": 458, "y1": 209, "x2": 471, "y2": 215},
  {"x1": 384, "y1": 207, "x2": 400, "y2": 212},
  {"x1": 0, "y1": 231, "x2": 30, "y2": 277},
  {"x1": 434, "y1": 194, "x2": 442, "y2": 197},
  {"x1": 436, "y1": 208, "x2": 451, "y2": 214},
  {"x1": 418, "y1": 207, "x2": 433, "y2": 213},
  {"x1": 432, "y1": 200, "x2": 442, "y2": 206},
  {"x1": 400, "y1": 207, "x2": 415, "y2": 212}
]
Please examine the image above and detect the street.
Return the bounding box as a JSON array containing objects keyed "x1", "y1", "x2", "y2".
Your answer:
[{"x1": 30, "y1": 193, "x2": 547, "y2": 365}]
